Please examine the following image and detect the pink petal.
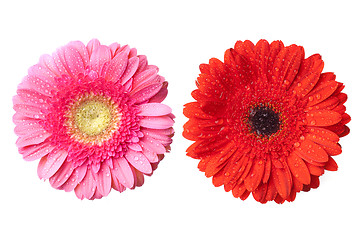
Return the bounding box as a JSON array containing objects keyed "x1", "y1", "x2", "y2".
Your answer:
[
  {"x1": 125, "y1": 149, "x2": 152, "y2": 174},
  {"x1": 128, "y1": 143, "x2": 142, "y2": 151},
  {"x1": 20, "y1": 74, "x2": 54, "y2": 97},
  {"x1": 143, "y1": 127, "x2": 175, "y2": 136},
  {"x1": 49, "y1": 160, "x2": 74, "y2": 189},
  {"x1": 16, "y1": 88, "x2": 50, "y2": 108},
  {"x1": 93, "y1": 164, "x2": 112, "y2": 197},
  {"x1": 133, "y1": 168, "x2": 145, "y2": 187},
  {"x1": 138, "y1": 103, "x2": 172, "y2": 116},
  {"x1": 112, "y1": 157, "x2": 135, "y2": 188},
  {"x1": 120, "y1": 56, "x2": 139, "y2": 85},
  {"x1": 14, "y1": 119, "x2": 42, "y2": 136},
  {"x1": 132, "y1": 68, "x2": 159, "y2": 91},
  {"x1": 91, "y1": 162, "x2": 101, "y2": 174},
  {"x1": 62, "y1": 44, "x2": 87, "y2": 78},
  {"x1": 38, "y1": 54, "x2": 61, "y2": 78},
  {"x1": 28, "y1": 61, "x2": 58, "y2": 86},
  {"x1": 67, "y1": 41, "x2": 90, "y2": 66},
  {"x1": 109, "y1": 42, "x2": 121, "y2": 56},
  {"x1": 86, "y1": 39, "x2": 101, "y2": 56},
  {"x1": 141, "y1": 146, "x2": 159, "y2": 163},
  {"x1": 62, "y1": 164, "x2": 87, "y2": 192},
  {"x1": 123, "y1": 78, "x2": 133, "y2": 92},
  {"x1": 16, "y1": 129, "x2": 51, "y2": 148},
  {"x1": 19, "y1": 142, "x2": 55, "y2": 161},
  {"x1": 104, "y1": 46, "x2": 130, "y2": 82},
  {"x1": 135, "y1": 55, "x2": 148, "y2": 74},
  {"x1": 140, "y1": 116, "x2": 174, "y2": 129},
  {"x1": 13, "y1": 103, "x2": 45, "y2": 119},
  {"x1": 90, "y1": 188, "x2": 104, "y2": 200},
  {"x1": 142, "y1": 129, "x2": 173, "y2": 145},
  {"x1": 130, "y1": 83, "x2": 162, "y2": 104},
  {"x1": 128, "y1": 48, "x2": 137, "y2": 58},
  {"x1": 89, "y1": 45, "x2": 112, "y2": 73},
  {"x1": 74, "y1": 168, "x2": 96, "y2": 200},
  {"x1": 140, "y1": 136, "x2": 166, "y2": 154},
  {"x1": 52, "y1": 49, "x2": 73, "y2": 77},
  {"x1": 111, "y1": 174, "x2": 126, "y2": 192},
  {"x1": 149, "y1": 81, "x2": 168, "y2": 103},
  {"x1": 37, "y1": 149, "x2": 67, "y2": 179}
]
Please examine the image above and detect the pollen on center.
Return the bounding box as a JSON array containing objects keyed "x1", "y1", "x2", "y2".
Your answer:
[{"x1": 75, "y1": 100, "x2": 112, "y2": 136}]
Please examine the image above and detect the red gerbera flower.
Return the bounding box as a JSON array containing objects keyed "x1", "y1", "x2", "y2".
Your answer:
[{"x1": 183, "y1": 39, "x2": 350, "y2": 203}]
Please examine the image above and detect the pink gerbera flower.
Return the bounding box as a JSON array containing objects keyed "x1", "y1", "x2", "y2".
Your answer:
[{"x1": 13, "y1": 39, "x2": 174, "y2": 199}]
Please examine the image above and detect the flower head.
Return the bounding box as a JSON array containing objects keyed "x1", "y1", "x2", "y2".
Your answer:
[
  {"x1": 183, "y1": 39, "x2": 350, "y2": 203},
  {"x1": 13, "y1": 39, "x2": 174, "y2": 199}
]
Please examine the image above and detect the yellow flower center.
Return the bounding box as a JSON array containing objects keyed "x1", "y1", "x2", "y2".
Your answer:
[
  {"x1": 75, "y1": 100, "x2": 112, "y2": 136},
  {"x1": 65, "y1": 95, "x2": 121, "y2": 146}
]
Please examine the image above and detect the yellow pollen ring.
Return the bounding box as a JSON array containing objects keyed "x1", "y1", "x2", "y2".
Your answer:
[
  {"x1": 75, "y1": 100, "x2": 112, "y2": 136},
  {"x1": 65, "y1": 95, "x2": 121, "y2": 146}
]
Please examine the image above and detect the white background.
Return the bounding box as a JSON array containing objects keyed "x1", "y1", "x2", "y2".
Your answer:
[{"x1": 1, "y1": 0, "x2": 358, "y2": 239}]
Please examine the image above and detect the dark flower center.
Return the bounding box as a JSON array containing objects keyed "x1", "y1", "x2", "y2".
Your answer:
[{"x1": 248, "y1": 106, "x2": 280, "y2": 137}]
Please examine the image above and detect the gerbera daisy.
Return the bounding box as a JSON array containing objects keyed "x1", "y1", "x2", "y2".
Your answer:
[
  {"x1": 13, "y1": 39, "x2": 174, "y2": 199},
  {"x1": 183, "y1": 39, "x2": 350, "y2": 203}
]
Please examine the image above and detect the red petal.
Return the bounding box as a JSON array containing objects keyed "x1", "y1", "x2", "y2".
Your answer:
[
  {"x1": 262, "y1": 159, "x2": 271, "y2": 183},
  {"x1": 306, "y1": 132, "x2": 342, "y2": 156},
  {"x1": 309, "y1": 175, "x2": 320, "y2": 189},
  {"x1": 244, "y1": 159, "x2": 265, "y2": 192},
  {"x1": 199, "y1": 63, "x2": 210, "y2": 74},
  {"x1": 306, "y1": 95, "x2": 339, "y2": 111},
  {"x1": 295, "y1": 137, "x2": 328, "y2": 163},
  {"x1": 212, "y1": 167, "x2": 225, "y2": 187},
  {"x1": 271, "y1": 164, "x2": 292, "y2": 199},
  {"x1": 222, "y1": 151, "x2": 249, "y2": 183},
  {"x1": 324, "y1": 156, "x2": 338, "y2": 171},
  {"x1": 267, "y1": 40, "x2": 284, "y2": 78},
  {"x1": 234, "y1": 40, "x2": 255, "y2": 57},
  {"x1": 287, "y1": 153, "x2": 311, "y2": 185},
  {"x1": 292, "y1": 176, "x2": 303, "y2": 193},
  {"x1": 204, "y1": 142, "x2": 238, "y2": 177},
  {"x1": 254, "y1": 39, "x2": 270, "y2": 80},
  {"x1": 306, "y1": 163, "x2": 324, "y2": 176},
  {"x1": 271, "y1": 44, "x2": 304, "y2": 86},
  {"x1": 291, "y1": 54, "x2": 324, "y2": 97},
  {"x1": 252, "y1": 183, "x2": 268, "y2": 203},
  {"x1": 307, "y1": 73, "x2": 338, "y2": 106},
  {"x1": 265, "y1": 178, "x2": 278, "y2": 202},
  {"x1": 307, "y1": 127, "x2": 339, "y2": 142},
  {"x1": 232, "y1": 182, "x2": 247, "y2": 198},
  {"x1": 306, "y1": 110, "x2": 342, "y2": 127},
  {"x1": 183, "y1": 102, "x2": 216, "y2": 119}
]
